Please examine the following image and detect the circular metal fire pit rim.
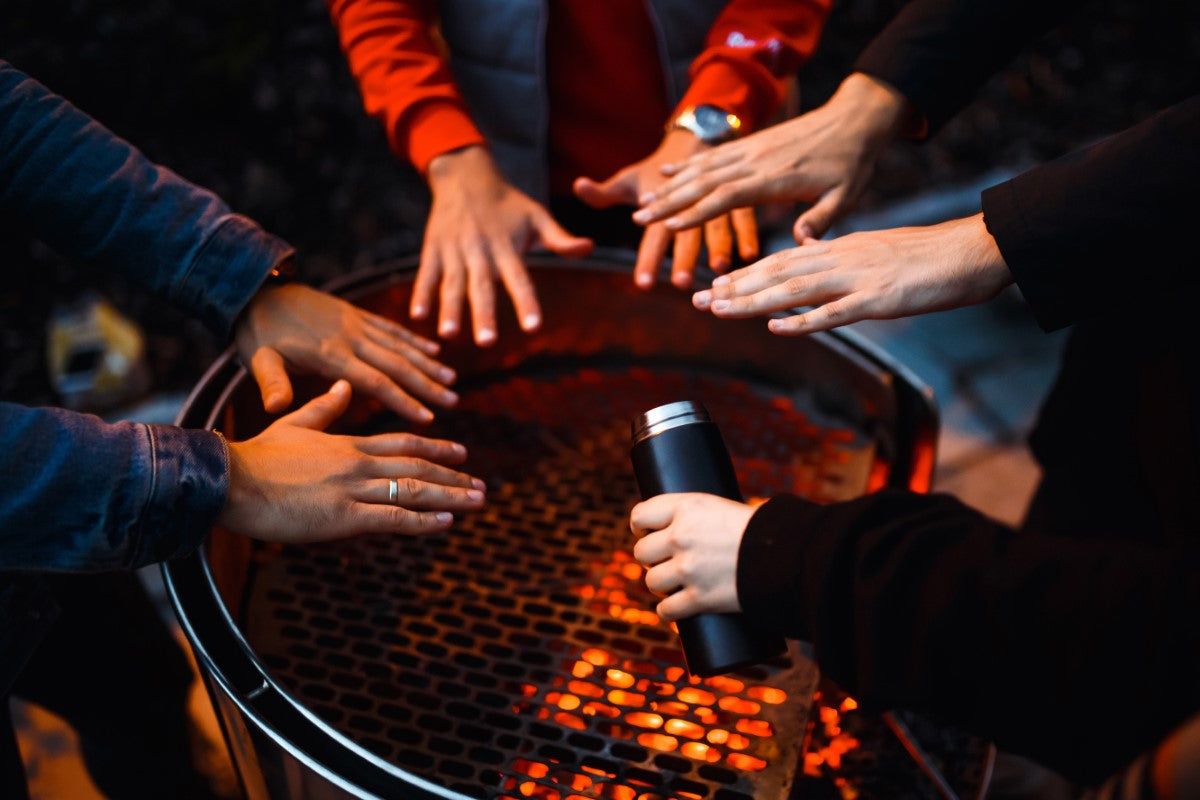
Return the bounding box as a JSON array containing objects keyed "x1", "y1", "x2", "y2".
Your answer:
[
  {"x1": 163, "y1": 255, "x2": 940, "y2": 799},
  {"x1": 169, "y1": 357, "x2": 464, "y2": 799}
]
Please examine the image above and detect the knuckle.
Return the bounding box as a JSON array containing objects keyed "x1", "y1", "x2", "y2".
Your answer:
[
  {"x1": 783, "y1": 275, "x2": 808, "y2": 296},
  {"x1": 822, "y1": 301, "x2": 846, "y2": 322},
  {"x1": 399, "y1": 477, "x2": 426, "y2": 499}
]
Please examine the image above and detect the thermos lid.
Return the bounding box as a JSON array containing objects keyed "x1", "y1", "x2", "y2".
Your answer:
[{"x1": 631, "y1": 400, "x2": 710, "y2": 445}]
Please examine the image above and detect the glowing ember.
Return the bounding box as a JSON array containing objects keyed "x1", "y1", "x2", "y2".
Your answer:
[
  {"x1": 568, "y1": 680, "x2": 604, "y2": 698},
  {"x1": 637, "y1": 732, "x2": 679, "y2": 751},
  {"x1": 547, "y1": 692, "x2": 581, "y2": 711},
  {"x1": 664, "y1": 719, "x2": 705, "y2": 739},
  {"x1": 582, "y1": 701, "x2": 620, "y2": 718},
  {"x1": 681, "y1": 742, "x2": 722, "y2": 763},
  {"x1": 748, "y1": 686, "x2": 787, "y2": 705},
  {"x1": 608, "y1": 689, "x2": 645, "y2": 707},
  {"x1": 727, "y1": 753, "x2": 768, "y2": 771},
  {"x1": 736, "y1": 719, "x2": 774, "y2": 737},
  {"x1": 582, "y1": 649, "x2": 611, "y2": 666},
  {"x1": 625, "y1": 712, "x2": 663, "y2": 729},
  {"x1": 718, "y1": 696, "x2": 760, "y2": 715},
  {"x1": 705, "y1": 676, "x2": 744, "y2": 694},
  {"x1": 553, "y1": 711, "x2": 587, "y2": 730},
  {"x1": 605, "y1": 669, "x2": 635, "y2": 688},
  {"x1": 676, "y1": 688, "x2": 716, "y2": 706}
]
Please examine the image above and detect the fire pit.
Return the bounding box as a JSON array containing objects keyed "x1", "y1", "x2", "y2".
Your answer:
[{"x1": 165, "y1": 256, "x2": 986, "y2": 800}]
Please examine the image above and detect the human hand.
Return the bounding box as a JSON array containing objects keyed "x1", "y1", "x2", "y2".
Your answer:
[
  {"x1": 692, "y1": 214, "x2": 1013, "y2": 335},
  {"x1": 234, "y1": 282, "x2": 457, "y2": 423},
  {"x1": 574, "y1": 129, "x2": 758, "y2": 289},
  {"x1": 218, "y1": 379, "x2": 486, "y2": 542},
  {"x1": 634, "y1": 73, "x2": 919, "y2": 241},
  {"x1": 416, "y1": 145, "x2": 594, "y2": 346},
  {"x1": 629, "y1": 492, "x2": 756, "y2": 623}
]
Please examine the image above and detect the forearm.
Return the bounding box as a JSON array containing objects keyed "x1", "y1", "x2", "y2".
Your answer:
[
  {"x1": 0, "y1": 402, "x2": 226, "y2": 572},
  {"x1": 983, "y1": 94, "x2": 1200, "y2": 331},
  {"x1": 0, "y1": 61, "x2": 291, "y2": 339},
  {"x1": 678, "y1": 0, "x2": 833, "y2": 131},
  {"x1": 853, "y1": 0, "x2": 1092, "y2": 135},
  {"x1": 738, "y1": 489, "x2": 1200, "y2": 783},
  {"x1": 326, "y1": 0, "x2": 485, "y2": 171}
]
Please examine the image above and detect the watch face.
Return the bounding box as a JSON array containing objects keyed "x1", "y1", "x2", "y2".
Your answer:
[
  {"x1": 693, "y1": 105, "x2": 729, "y2": 132},
  {"x1": 682, "y1": 105, "x2": 740, "y2": 144}
]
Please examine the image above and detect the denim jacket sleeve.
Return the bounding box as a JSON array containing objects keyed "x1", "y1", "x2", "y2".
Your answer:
[
  {"x1": 0, "y1": 402, "x2": 228, "y2": 571},
  {"x1": 0, "y1": 60, "x2": 290, "y2": 570},
  {"x1": 0, "y1": 59, "x2": 294, "y2": 339}
]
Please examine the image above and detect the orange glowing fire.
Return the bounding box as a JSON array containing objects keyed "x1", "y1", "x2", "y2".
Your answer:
[
  {"x1": 802, "y1": 689, "x2": 863, "y2": 799},
  {"x1": 499, "y1": 550, "x2": 792, "y2": 797}
]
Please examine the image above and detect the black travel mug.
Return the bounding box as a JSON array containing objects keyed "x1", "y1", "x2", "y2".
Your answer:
[{"x1": 630, "y1": 400, "x2": 787, "y2": 677}]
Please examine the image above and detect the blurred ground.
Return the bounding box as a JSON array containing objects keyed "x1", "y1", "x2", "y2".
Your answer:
[{"x1": 2, "y1": 1, "x2": 1199, "y2": 797}]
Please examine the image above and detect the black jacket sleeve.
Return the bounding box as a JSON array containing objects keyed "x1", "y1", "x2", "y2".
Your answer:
[
  {"x1": 852, "y1": 0, "x2": 1091, "y2": 135},
  {"x1": 981, "y1": 95, "x2": 1200, "y2": 331},
  {"x1": 737, "y1": 489, "x2": 1200, "y2": 783}
]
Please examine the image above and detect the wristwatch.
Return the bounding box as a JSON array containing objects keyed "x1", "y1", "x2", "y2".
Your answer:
[{"x1": 669, "y1": 104, "x2": 743, "y2": 145}]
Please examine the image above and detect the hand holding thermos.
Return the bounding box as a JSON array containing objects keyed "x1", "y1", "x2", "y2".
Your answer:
[{"x1": 629, "y1": 401, "x2": 786, "y2": 676}]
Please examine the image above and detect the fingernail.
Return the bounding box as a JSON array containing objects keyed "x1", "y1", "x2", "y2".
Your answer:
[
  {"x1": 522, "y1": 313, "x2": 541, "y2": 331},
  {"x1": 712, "y1": 275, "x2": 731, "y2": 286},
  {"x1": 632, "y1": 210, "x2": 650, "y2": 225},
  {"x1": 672, "y1": 273, "x2": 690, "y2": 289},
  {"x1": 467, "y1": 489, "x2": 484, "y2": 502},
  {"x1": 411, "y1": 304, "x2": 427, "y2": 318},
  {"x1": 439, "y1": 367, "x2": 456, "y2": 383},
  {"x1": 476, "y1": 328, "x2": 496, "y2": 346},
  {"x1": 417, "y1": 407, "x2": 435, "y2": 423},
  {"x1": 471, "y1": 477, "x2": 486, "y2": 490},
  {"x1": 435, "y1": 512, "x2": 453, "y2": 525},
  {"x1": 711, "y1": 258, "x2": 730, "y2": 273},
  {"x1": 664, "y1": 218, "x2": 681, "y2": 231},
  {"x1": 330, "y1": 379, "x2": 349, "y2": 394},
  {"x1": 439, "y1": 321, "x2": 458, "y2": 337},
  {"x1": 637, "y1": 192, "x2": 655, "y2": 205},
  {"x1": 442, "y1": 389, "x2": 459, "y2": 405},
  {"x1": 452, "y1": 443, "x2": 468, "y2": 456},
  {"x1": 693, "y1": 290, "x2": 711, "y2": 309},
  {"x1": 712, "y1": 300, "x2": 731, "y2": 312},
  {"x1": 635, "y1": 274, "x2": 652, "y2": 288}
]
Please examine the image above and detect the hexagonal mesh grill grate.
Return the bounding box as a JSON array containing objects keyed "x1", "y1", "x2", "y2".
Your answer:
[{"x1": 239, "y1": 359, "x2": 876, "y2": 799}]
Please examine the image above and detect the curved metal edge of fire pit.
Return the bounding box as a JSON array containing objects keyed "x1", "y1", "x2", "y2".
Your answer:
[{"x1": 162, "y1": 254, "x2": 940, "y2": 799}]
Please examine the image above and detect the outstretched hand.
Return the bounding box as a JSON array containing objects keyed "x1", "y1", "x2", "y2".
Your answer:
[
  {"x1": 634, "y1": 73, "x2": 919, "y2": 241},
  {"x1": 235, "y1": 282, "x2": 458, "y2": 423},
  {"x1": 415, "y1": 145, "x2": 594, "y2": 346},
  {"x1": 692, "y1": 214, "x2": 1013, "y2": 335},
  {"x1": 575, "y1": 129, "x2": 758, "y2": 289},
  {"x1": 218, "y1": 380, "x2": 486, "y2": 542},
  {"x1": 629, "y1": 492, "x2": 755, "y2": 623}
]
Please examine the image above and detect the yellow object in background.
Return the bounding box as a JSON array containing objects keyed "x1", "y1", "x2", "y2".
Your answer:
[{"x1": 46, "y1": 293, "x2": 150, "y2": 411}]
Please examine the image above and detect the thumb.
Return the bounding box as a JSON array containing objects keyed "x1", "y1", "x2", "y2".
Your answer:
[
  {"x1": 532, "y1": 211, "x2": 594, "y2": 258},
  {"x1": 277, "y1": 379, "x2": 352, "y2": 431},
  {"x1": 249, "y1": 347, "x2": 294, "y2": 414},
  {"x1": 573, "y1": 172, "x2": 637, "y2": 209},
  {"x1": 793, "y1": 188, "x2": 847, "y2": 242}
]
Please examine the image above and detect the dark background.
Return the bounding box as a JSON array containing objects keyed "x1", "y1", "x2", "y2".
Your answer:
[{"x1": 2, "y1": 0, "x2": 1197, "y2": 408}]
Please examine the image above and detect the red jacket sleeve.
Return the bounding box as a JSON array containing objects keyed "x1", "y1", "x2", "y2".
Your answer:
[
  {"x1": 326, "y1": 0, "x2": 486, "y2": 173},
  {"x1": 677, "y1": 0, "x2": 833, "y2": 132}
]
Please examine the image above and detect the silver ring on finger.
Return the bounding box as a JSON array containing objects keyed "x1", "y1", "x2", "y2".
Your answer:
[{"x1": 388, "y1": 478, "x2": 399, "y2": 505}]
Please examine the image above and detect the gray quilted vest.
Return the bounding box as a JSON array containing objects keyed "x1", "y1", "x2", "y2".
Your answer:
[{"x1": 436, "y1": 0, "x2": 728, "y2": 202}]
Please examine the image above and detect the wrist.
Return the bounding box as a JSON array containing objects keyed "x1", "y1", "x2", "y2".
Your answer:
[
  {"x1": 427, "y1": 144, "x2": 498, "y2": 189},
  {"x1": 832, "y1": 72, "x2": 925, "y2": 142},
  {"x1": 946, "y1": 213, "x2": 1014, "y2": 296}
]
